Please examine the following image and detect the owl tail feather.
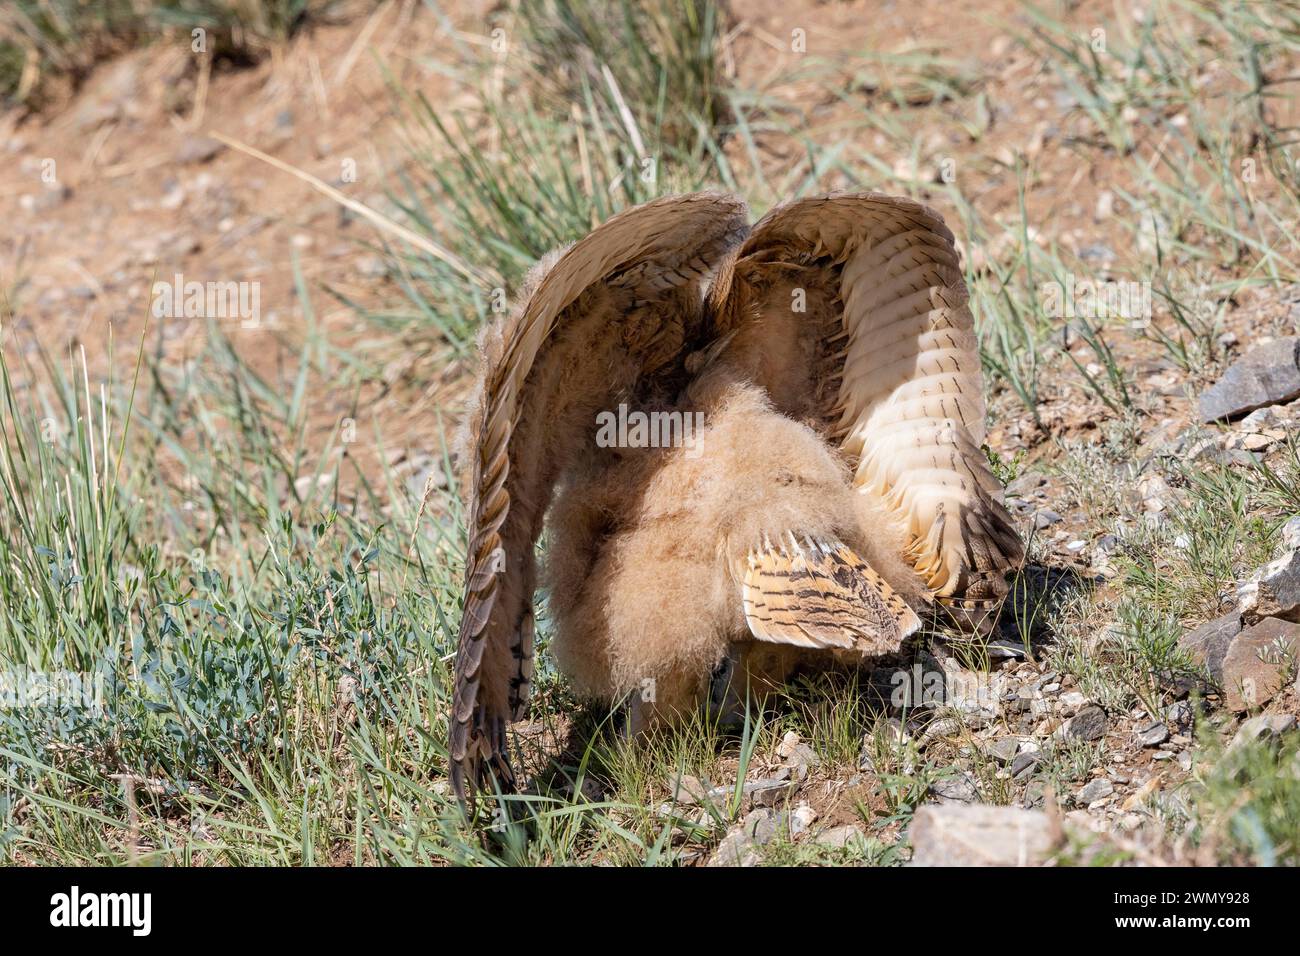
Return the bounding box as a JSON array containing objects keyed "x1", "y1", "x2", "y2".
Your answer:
[{"x1": 741, "y1": 533, "x2": 921, "y2": 655}]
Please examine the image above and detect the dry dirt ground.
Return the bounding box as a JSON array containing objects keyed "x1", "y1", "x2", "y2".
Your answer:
[
  {"x1": 5, "y1": 0, "x2": 1294, "y2": 463},
  {"x1": 1, "y1": 0, "x2": 493, "y2": 472}
]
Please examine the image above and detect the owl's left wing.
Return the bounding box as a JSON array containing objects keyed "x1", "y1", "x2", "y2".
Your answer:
[
  {"x1": 451, "y1": 193, "x2": 749, "y2": 807},
  {"x1": 713, "y1": 193, "x2": 1023, "y2": 617}
]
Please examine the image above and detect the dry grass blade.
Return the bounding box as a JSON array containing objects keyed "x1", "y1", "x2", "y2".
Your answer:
[{"x1": 208, "y1": 130, "x2": 494, "y2": 286}]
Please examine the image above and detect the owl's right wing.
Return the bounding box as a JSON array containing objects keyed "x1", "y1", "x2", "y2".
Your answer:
[
  {"x1": 714, "y1": 193, "x2": 1023, "y2": 618},
  {"x1": 451, "y1": 193, "x2": 749, "y2": 807}
]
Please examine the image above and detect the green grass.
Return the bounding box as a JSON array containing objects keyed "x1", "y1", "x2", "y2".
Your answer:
[
  {"x1": 367, "y1": 0, "x2": 732, "y2": 358},
  {"x1": 0, "y1": 305, "x2": 477, "y2": 864},
  {"x1": 1176, "y1": 721, "x2": 1300, "y2": 865},
  {"x1": 948, "y1": 0, "x2": 1300, "y2": 425},
  {"x1": 0, "y1": 1, "x2": 346, "y2": 105},
  {"x1": 518, "y1": 0, "x2": 723, "y2": 146}
]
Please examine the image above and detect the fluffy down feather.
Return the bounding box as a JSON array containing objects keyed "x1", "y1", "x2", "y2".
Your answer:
[{"x1": 450, "y1": 191, "x2": 1022, "y2": 806}]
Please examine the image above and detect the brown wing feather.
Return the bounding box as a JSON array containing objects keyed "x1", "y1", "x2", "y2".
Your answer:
[
  {"x1": 742, "y1": 534, "x2": 920, "y2": 654},
  {"x1": 715, "y1": 193, "x2": 1023, "y2": 612},
  {"x1": 451, "y1": 193, "x2": 749, "y2": 806}
]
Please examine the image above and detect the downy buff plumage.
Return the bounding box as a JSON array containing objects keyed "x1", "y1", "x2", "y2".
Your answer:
[{"x1": 450, "y1": 192, "x2": 1023, "y2": 803}]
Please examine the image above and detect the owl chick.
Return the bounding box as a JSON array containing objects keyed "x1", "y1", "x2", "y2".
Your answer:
[
  {"x1": 450, "y1": 192, "x2": 1023, "y2": 802},
  {"x1": 546, "y1": 365, "x2": 928, "y2": 731}
]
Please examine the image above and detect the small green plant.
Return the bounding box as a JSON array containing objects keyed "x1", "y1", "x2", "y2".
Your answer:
[{"x1": 1179, "y1": 724, "x2": 1300, "y2": 865}]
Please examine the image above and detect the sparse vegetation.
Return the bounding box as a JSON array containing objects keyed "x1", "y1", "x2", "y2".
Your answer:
[{"x1": 1, "y1": 0, "x2": 349, "y2": 106}]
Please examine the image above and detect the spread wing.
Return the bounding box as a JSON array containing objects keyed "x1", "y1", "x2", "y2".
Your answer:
[
  {"x1": 451, "y1": 192, "x2": 749, "y2": 805},
  {"x1": 714, "y1": 193, "x2": 1023, "y2": 613}
]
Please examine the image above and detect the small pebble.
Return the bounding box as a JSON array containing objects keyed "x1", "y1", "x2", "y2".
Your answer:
[{"x1": 1134, "y1": 720, "x2": 1169, "y2": 747}]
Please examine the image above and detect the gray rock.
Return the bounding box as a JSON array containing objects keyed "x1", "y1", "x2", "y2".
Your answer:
[
  {"x1": 777, "y1": 731, "x2": 821, "y2": 777},
  {"x1": 748, "y1": 808, "x2": 787, "y2": 844},
  {"x1": 706, "y1": 832, "x2": 762, "y2": 866},
  {"x1": 815, "y1": 824, "x2": 868, "y2": 849},
  {"x1": 1198, "y1": 337, "x2": 1300, "y2": 423},
  {"x1": 706, "y1": 808, "x2": 779, "y2": 866},
  {"x1": 988, "y1": 638, "x2": 1028, "y2": 659},
  {"x1": 668, "y1": 773, "x2": 708, "y2": 806},
  {"x1": 1010, "y1": 751, "x2": 1039, "y2": 779},
  {"x1": 1166, "y1": 700, "x2": 1193, "y2": 730},
  {"x1": 1221, "y1": 617, "x2": 1300, "y2": 711},
  {"x1": 748, "y1": 777, "x2": 799, "y2": 809},
  {"x1": 1239, "y1": 406, "x2": 1278, "y2": 429},
  {"x1": 986, "y1": 737, "x2": 1021, "y2": 765},
  {"x1": 1001, "y1": 688, "x2": 1029, "y2": 715},
  {"x1": 669, "y1": 774, "x2": 793, "y2": 810},
  {"x1": 1021, "y1": 780, "x2": 1047, "y2": 809},
  {"x1": 788, "y1": 804, "x2": 816, "y2": 838},
  {"x1": 1178, "y1": 612, "x2": 1242, "y2": 682},
  {"x1": 919, "y1": 717, "x2": 962, "y2": 747},
  {"x1": 1058, "y1": 690, "x2": 1087, "y2": 713},
  {"x1": 775, "y1": 730, "x2": 805, "y2": 760},
  {"x1": 910, "y1": 805, "x2": 1060, "y2": 866},
  {"x1": 1005, "y1": 473, "x2": 1047, "y2": 497},
  {"x1": 1134, "y1": 720, "x2": 1169, "y2": 747},
  {"x1": 1033, "y1": 509, "x2": 1063, "y2": 529},
  {"x1": 1077, "y1": 778, "x2": 1114, "y2": 803},
  {"x1": 1065, "y1": 704, "x2": 1109, "y2": 741},
  {"x1": 1008, "y1": 497, "x2": 1035, "y2": 516},
  {"x1": 1281, "y1": 516, "x2": 1300, "y2": 553},
  {"x1": 1238, "y1": 550, "x2": 1300, "y2": 623},
  {"x1": 1230, "y1": 713, "x2": 1298, "y2": 749},
  {"x1": 929, "y1": 772, "x2": 980, "y2": 804}
]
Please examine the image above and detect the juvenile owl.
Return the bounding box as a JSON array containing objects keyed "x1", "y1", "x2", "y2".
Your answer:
[{"x1": 450, "y1": 192, "x2": 1023, "y2": 801}]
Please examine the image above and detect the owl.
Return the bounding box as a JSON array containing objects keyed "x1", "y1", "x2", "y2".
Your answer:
[{"x1": 450, "y1": 192, "x2": 1023, "y2": 802}]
